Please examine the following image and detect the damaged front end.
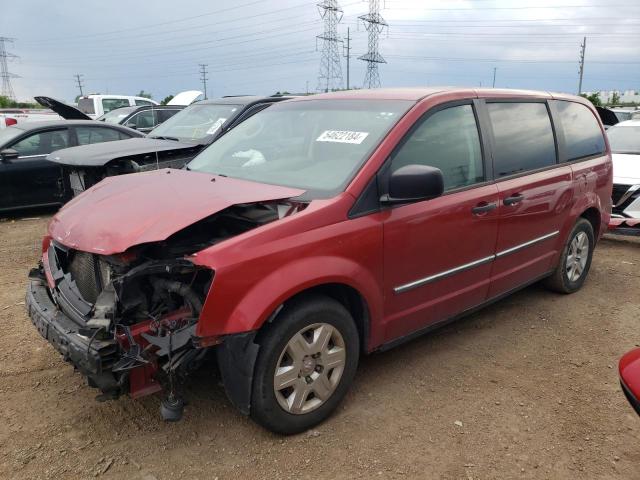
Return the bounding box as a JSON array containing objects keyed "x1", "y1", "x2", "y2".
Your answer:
[
  {"x1": 26, "y1": 199, "x2": 304, "y2": 420},
  {"x1": 27, "y1": 239, "x2": 213, "y2": 419}
]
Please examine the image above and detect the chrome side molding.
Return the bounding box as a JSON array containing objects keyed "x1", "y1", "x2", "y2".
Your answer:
[{"x1": 394, "y1": 230, "x2": 560, "y2": 294}]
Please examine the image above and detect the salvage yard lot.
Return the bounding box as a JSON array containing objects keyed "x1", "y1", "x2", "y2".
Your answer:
[{"x1": 1, "y1": 215, "x2": 639, "y2": 480}]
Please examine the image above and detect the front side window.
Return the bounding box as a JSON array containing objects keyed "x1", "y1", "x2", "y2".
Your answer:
[
  {"x1": 157, "y1": 109, "x2": 180, "y2": 123},
  {"x1": 97, "y1": 107, "x2": 135, "y2": 124},
  {"x1": 188, "y1": 99, "x2": 413, "y2": 197},
  {"x1": 488, "y1": 102, "x2": 556, "y2": 177},
  {"x1": 607, "y1": 125, "x2": 640, "y2": 154},
  {"x1": 390, "y1": 104, "x2": 484, "y2": 191},
  {"x1": 102, "y1": 98, "x2": 130, "y2": 114},
  {"x1": 10, "y1": 129, "x2": 69, "y2": 156},
  {"x1": 75, "y1": 127, "x2": 124, "y2": 146},
  {"x1": 555, "y1": 101, "x2": 606, "y2": 160}
]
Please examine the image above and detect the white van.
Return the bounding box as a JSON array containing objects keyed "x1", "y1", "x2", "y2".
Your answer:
[{"x1": 77, "y1": 95, "x2": 160, "y2": 119}]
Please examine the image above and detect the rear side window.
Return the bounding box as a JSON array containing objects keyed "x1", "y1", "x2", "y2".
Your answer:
[
  {"x1": 554, "y1": 101, "x2": 605, "y2": 161},
  {"x1": 135, "y1": 99, "x2": 154, "y2": 106},
  {"x1": 487, "y1": 102, "x2": 556, "y2": 177},
  {"x1": 77, "y1": 98, "x2": 95, "y2": 115},
  {"x1": 390, "y1": 105, "x2": 483, "y2": 190},
  {"x1": 157, "y1": 109, "x2": 180, "y2": 122},
  {"x1": 76, "y1": 126, "x2": 124, "y2": 145}
]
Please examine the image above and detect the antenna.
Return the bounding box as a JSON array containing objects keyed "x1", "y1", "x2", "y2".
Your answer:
[
  {"x1": 0, "y1": 37, "x2": 19, "y2": 100},
  {"x1": 316, "y1": 0, "x2": 344, "y2": 93},
  {"x1": 358, "y1": 0, "x2": 387, "y2": 89}
]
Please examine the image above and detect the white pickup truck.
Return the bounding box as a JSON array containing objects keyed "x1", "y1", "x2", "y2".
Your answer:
[{"x1": 76, "y1": 94, "x2": 160, "y2": 119}]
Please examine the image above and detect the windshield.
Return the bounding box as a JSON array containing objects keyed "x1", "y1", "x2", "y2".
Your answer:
[
  {"x1": 608, "y1": 126, "x2": 640, "y2": 154},
  {"x1": 0, "y1": 126, "x2": 24, "y2": 145},
  {"x1": 187, "y1": 99, "x2": 413, "y2": 197},
  {"x1": 148, "y1": 103, "x2": 240, "y2": 143},
  {"x1": 77, "y1": 98, "x2": 95, "y2": 115},
  {"x1": 98, "y1": 107, "x2": 136, "y2": 123}
]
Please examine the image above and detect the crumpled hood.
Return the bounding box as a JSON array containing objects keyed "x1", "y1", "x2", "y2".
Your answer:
[
  {"x1": 612, "y1": 153, "x2": 640, "y2": 185},
  {"x1": 47, "y1": 137, "x2": 199, "y2": 167},
  {"x1": 49, "y1": 168, "x2": 304, "y2": 254}
]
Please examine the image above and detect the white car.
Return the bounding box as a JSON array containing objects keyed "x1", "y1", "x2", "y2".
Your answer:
[
  {"x1": 76, "y1": 94, "x2": 159, "y2": 119},
  {"x1": 610, "y1": 120, "x2": 640, "y2": 225}
]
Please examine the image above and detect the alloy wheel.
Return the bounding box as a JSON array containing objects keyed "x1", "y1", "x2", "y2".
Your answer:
[
  {"x1": 273, "y1": 323, "x2": 346, "y2": 415},
  {"x1": 565, "y1": 231, "x2": 589, "y2": 282}
]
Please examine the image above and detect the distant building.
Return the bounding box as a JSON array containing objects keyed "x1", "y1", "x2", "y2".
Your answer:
[{"x1": 584, "y1": 89, "x2": 640, "y2": 104}]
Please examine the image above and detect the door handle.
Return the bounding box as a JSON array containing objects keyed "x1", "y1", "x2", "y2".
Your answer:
[
  {"x1": 471, "y1": 202, "x2": 497, "y2": 215},
  {"x1": 504, "y1": 194, "x2": 524, "y2": 206}
]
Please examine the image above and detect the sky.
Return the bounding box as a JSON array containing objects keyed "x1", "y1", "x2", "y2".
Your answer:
[{"x1": 2, "y1": 0, "x2": 639, "y2": 103}]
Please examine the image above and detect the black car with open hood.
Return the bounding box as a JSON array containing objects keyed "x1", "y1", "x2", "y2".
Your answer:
[{"x1": 46, "y1": 95, "x2": 295, "y2": 197}]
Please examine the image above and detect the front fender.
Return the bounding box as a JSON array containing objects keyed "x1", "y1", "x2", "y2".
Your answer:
[{"x1": 195, "y1": 255, "x2": 384, "y2": 348}]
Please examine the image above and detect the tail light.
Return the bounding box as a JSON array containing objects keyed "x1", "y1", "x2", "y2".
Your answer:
[{"x1": 5, "y1": 117, "x2": 17, "y2": 127}]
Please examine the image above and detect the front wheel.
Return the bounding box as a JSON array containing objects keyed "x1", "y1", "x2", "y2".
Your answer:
[
  {"x1": 250, "y1": 295, "x2": 359, "y2": 434},
  {"x1": 545, "y1": 218, "x2": 595, "y2": 294}
]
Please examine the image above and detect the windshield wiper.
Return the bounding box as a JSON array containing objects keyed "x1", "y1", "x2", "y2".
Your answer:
[{"x1": 149, "y1": 135, "x2": 180, "y2": 142}]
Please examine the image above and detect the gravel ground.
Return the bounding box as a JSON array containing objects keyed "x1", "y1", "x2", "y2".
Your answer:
[{"x1": 1, "y1": 213, "x2": 639, "y2": 480}]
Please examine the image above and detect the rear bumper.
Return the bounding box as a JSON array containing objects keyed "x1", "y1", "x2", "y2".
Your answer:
[{"x1": 25, "y1": 277, "x2": 117, "y2": 377}]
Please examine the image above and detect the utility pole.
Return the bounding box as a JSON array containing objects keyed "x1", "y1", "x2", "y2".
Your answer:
[
  {"x1": 0, "y1": 37, "x2": 19, "y2": 100},
  {"x1": 343, "y1": 27, "x2": 352, "y2": 90},
  {"x1": 199, "y1": 63, "x2": 209, "y2": 99},
  {"x1": 316, "y1": 0, "x2": 344, "y2": 92},
  {"x1": 74, "y1": 74, "x2": 84, "y2": 96},
  {"x1": 492, "y1": 67, "x2": 497, "y2": 88},
  {"x1": 578, "y1": 36, "x2": 586, "y2": 95}
]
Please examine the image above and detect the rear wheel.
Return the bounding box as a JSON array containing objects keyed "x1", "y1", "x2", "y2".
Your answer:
[
  {"x1": 545, "y1": 218, "x2": 594, "y2": 293},
  {"x1": 250, "y1": 295, "x2": 359, "y2": 434}
]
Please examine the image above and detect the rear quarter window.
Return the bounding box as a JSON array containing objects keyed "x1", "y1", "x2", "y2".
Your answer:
[
  {"x1": 487, "y1": 102, "x2": 557, "y2": 177},
  {"x1": 554, "y1": 100, "x2": 606, "y2": 161}
]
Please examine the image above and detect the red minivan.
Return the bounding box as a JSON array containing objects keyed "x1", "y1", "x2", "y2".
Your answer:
[{"x1": 26, "y1": 88, "x2": 612, "y2": 433}]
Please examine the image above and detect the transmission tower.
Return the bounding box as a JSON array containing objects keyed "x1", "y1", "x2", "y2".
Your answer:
[
  {"x1": 0, "y1": 37, "x2": 19, "y2": 100},
  {"x1": 316, "y1": 0, "x2": 344, "y2": 93},
  {"x1": 358, "y1": 0, "x2": 387, "y2": 89}
]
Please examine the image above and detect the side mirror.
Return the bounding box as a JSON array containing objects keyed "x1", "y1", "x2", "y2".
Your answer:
[
  {"x1": 381, "y1": 164, "x2": 444, "y2": 204},
  {"x1": 124, "y1": 122, "x2": 138, "y2": 130},
  {"x1": 0, "y1": 148, "x2": 19, "y2": 162}
]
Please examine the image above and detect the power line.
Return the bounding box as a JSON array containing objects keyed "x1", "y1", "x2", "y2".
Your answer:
[
  {"x1": 199, "y1": 64, "x2": 209, "y2": 99},
  {"x1": 578, "y1": 36, "x2": 587, "y2": 94},
  {"x1": 359, "y1": 0, "x2": 388, "y2": 89},
  {"x1": 74, "y1": 73, "x2": 84, "y2": 96},
  {"x1": 0, "y1": 37, "x2": 19, "y2": 100},
  {"x1": 316, "y1": 0, "x2": 344, "y2": 92}
]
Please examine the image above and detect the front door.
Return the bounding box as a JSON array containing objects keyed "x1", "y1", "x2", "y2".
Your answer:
[
  {"x1": 4, "y1": 128, "x2": 69, "y2": 209},
  {"x1": 382, "y1": 102, "x2": 499, "y2": 342}
]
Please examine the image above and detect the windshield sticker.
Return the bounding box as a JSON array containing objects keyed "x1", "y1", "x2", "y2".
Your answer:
[
  {"x1": 206, "y1": 118, "x2": 227, "y2": 135},
  {"x1": 316, "y1": 130, "x2": 369, "y2": 144}
]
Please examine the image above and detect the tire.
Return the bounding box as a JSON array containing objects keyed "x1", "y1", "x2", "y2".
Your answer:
[
  {"x1": 250, "y1": 294, "x2": 359, "y2": 435},
  {"x1": 545, "y1": 218, "x2": 595, "y2": 294}
]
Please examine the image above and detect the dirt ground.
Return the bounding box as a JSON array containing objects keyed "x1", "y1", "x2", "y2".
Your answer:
[{"x1": 1, "y1": 212, "x2": 639, "y2": 480}]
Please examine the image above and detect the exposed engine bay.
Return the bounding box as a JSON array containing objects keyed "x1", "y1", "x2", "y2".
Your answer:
[{"x1": 28, "y1": 200, "x2": 305, "y2": 420}]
